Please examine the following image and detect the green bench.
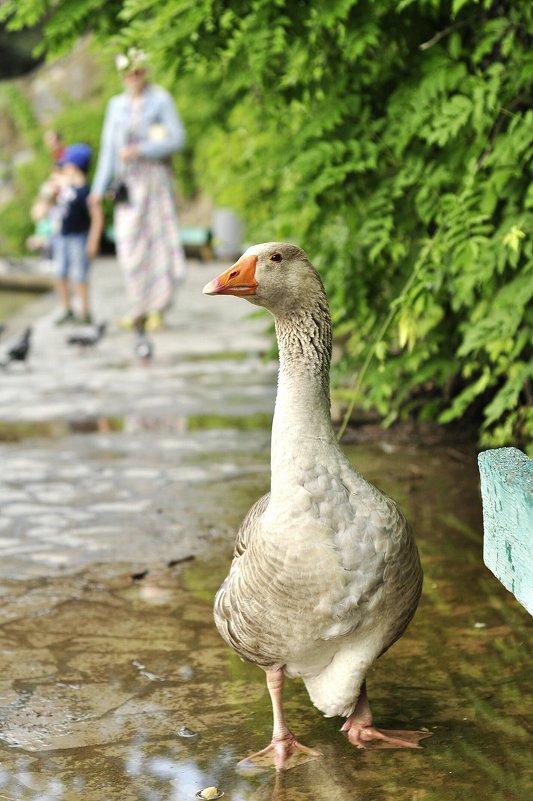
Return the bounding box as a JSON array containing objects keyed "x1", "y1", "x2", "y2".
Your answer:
[
  {"x1": 180, "y1": 226, "x2": 213, "y2": 260},
  {"x1": 478, "y1": 446, "x2": 533, "y2": 615}
]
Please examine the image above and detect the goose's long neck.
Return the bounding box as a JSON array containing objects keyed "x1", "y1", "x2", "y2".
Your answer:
[{"x1": 270, "y1": 298, "x2": 336, "y2": 487}]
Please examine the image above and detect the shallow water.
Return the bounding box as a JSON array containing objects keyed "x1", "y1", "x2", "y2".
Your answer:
[
  {"x1": 0, "y1": 441, "x2": 531, "y2": 801},
  {"x1": 0, "y1": 412, "x2": 272, "y2": 442}
]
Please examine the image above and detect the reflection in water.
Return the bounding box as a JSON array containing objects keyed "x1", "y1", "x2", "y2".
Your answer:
[
  {"x1": 0, "y1": 412, "x2": 272, "y2": 442},
  {"x1": 0, "y1": 444, "x2": 531, "y2": 800}
]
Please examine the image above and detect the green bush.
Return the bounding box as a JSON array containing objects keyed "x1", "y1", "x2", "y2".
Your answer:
[{"x1": 0, "y1": 84, "x2": 49, "y2": 254}]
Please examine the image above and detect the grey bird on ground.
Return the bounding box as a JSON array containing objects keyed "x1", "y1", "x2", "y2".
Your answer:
[
  {"x1": 134, "y1": 332, "x2": 154, "y2": 362},
  {"x1": 66, "y1": 322, "x2": 107, "y2": 348},
  {"x1": 1, "y1": 326, "x2": 31, "y2": 368}
]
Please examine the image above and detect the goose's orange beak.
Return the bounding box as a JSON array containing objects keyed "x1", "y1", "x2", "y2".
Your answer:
[{"x1": 202, "y1": 255, "x2": 258, "y2": 296}]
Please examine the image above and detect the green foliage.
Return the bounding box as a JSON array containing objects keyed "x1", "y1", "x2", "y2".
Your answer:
[
  {"x1": 1, "y1": 0, "x2": 532, "y2": 447},
  {"x1": 0, "y1": 162, "x2": 47, "y2": 254},
  {"x1": 0, "y1": 84, "x2": 49, "y2": 253},
  {"x1": 0, "y1": 82, "x2": 42, "y2": 148}
]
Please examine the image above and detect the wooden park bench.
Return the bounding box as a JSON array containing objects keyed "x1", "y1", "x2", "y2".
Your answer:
[
  {"x1": 179, "y1": 226, "x2": 213, "y2": 261},
  {"x1": 478, "y1": 446, "x2": 533, "y2": 615}
]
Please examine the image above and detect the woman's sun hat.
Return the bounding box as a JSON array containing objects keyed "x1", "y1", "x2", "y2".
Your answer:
[{"x1": 115, "y1": 47, "x2": 149, "y2": 73}]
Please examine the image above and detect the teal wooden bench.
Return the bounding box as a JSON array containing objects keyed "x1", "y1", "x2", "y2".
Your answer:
[
  {"x1": 478, "y1": 447, "x2": 533, "y2": 615},
  {"x1": 180, "y1": 226, "x2": 213, "y2": 260}
]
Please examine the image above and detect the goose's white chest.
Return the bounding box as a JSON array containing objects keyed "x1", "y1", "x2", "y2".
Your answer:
[{"x1": 265, "y1": 451, "x2": 397, "y2": 636}]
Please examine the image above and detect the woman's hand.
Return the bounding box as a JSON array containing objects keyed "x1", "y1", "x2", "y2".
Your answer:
[
  {"x1": 87, "y1": 194, "x2": 103, "y2": 210},
  {"x1": 86, "y1": 231, "x2": 101, "y2": 259},
  {"x1": 87, "y1": 195, "x2": 104, "y2": 258},
  {"x1": 120, "y1": 144, "x2": 141, "y2": 161}
]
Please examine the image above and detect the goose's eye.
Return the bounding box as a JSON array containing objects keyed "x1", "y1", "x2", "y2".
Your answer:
[{"x1": 269, "y1": 252, "x2": 283, "y2": 263}]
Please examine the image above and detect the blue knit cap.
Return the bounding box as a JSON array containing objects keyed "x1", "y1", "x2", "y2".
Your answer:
[{"x1": 59, "y1": 143, "x2": 92, "y2": 172}]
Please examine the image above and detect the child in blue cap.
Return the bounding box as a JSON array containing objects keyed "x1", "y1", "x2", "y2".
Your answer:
[{"x1": 54, "y1": 143, "x2": 103, "y2": 324}]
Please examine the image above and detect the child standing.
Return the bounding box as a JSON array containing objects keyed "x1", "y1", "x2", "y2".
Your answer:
[{"x1": 54, "y1": 143, "x2": 103, "y2": 325}]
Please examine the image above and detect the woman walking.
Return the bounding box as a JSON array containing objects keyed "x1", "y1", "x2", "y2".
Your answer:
[{"x1": 90, "y1": 48, "x2": 186, "y2": 353}]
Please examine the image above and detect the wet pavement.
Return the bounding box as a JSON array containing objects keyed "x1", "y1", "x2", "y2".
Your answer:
[
  {"x1": 0, "y1": 259, "x2": 275, "y2": 577},
  {"x1": 0, "y1": 259, "x2": 531, "y2": 800}
]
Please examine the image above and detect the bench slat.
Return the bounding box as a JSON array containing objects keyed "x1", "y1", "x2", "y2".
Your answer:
[{"x1": 478, "y1": 447, "x2": 533, "y2": 615}]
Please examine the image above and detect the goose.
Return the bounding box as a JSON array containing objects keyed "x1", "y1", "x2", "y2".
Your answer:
[{"x1": 203, "y1": 243, "x2": 429, "y2": 768}]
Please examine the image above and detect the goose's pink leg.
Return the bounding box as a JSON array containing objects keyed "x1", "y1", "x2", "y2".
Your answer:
[
  {"x1": 341, "y1": 681, "x2": 431, "y2": 749},
  {"x1": 238, "y1": 668, "x2": 322, "y2": 770}
]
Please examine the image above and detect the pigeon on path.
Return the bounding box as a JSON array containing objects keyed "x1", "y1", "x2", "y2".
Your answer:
[
  {"x1": 66, "y1": 322, "x2": 107, "y2": 348},
  {"x1": 134, "y1": 332, "x2": 154, "y2": 362},
  {"x1": 0, "y1": 327, "x2": 31, "y2": 368}
]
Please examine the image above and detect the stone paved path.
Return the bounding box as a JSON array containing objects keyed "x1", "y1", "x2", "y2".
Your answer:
[{"x1": 0, "y1": 257, "x2": 276, "y2": 578}]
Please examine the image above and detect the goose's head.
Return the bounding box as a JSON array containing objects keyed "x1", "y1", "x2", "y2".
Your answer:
[{"x1": 202, "y1": 242, "x2": 325, "y2": 316}]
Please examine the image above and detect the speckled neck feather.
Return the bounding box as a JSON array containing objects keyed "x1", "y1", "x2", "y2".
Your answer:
[
  {"x1": 270, "y1": 289, "x2": 337, "y2": 493},
  {"x1": 275, "y1": 294, "x2": 332, "y2": 398}
]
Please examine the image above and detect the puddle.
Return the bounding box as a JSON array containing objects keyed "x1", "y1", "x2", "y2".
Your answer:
[
  {"x1": 186, "y1": 413, "x2": 272, "y2": 432},
  {"x1": 0, "y1": 413, "x2": 273, "y2": 442},
  {"x1": 0, "y1": 443, "x2": 531, "y2": 800},
  {"x1": 0, "y1": 418, "x2": 125, "y2": 442},
  {"x1": 181, "y1": 352, "x2": 255, "y2": 362}
]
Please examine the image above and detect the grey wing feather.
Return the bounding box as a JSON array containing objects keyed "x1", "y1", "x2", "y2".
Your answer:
[
  {"x1": 214, "y1": 492, "x2": 272, "y2": 663},
  {"x1": 233, "y1": 492, "x2": 270, "y2": 557}
]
